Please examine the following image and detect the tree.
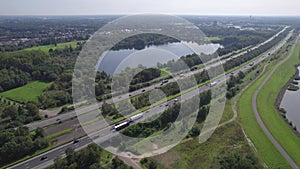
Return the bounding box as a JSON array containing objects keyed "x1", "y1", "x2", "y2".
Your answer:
[
  {"x1": 2, "y1": 105, "x2": 18, "y2": 120},
  {"x1": 26, "y1": 102, "x2": 39, "y2": 117},
  {"x1": 188, "y1": 126, "x2": 200, "y2": 137},
  {"x1": 217, "y1": 152, "x2": 262, "y2": 169},
  {"x1": 65, "y1": 147, "x2": 75, "y2": 164},
  {"x1": 53, "y1": 156, "x2": 68, "y2": 169},
  {"x1": 34, "y1": 127, "x2": 46, "y2": 138},
  {"x1": 238, "y1": 71, "x2": 245, "y2": 79}
]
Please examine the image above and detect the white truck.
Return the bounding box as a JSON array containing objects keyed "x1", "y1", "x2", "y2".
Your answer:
[
  {"x1": 210, "y1": 81, "x2": 217, "y2": 87},
  {"x1": 129, "y1": 113, "x2": 144, "y2": 122}
]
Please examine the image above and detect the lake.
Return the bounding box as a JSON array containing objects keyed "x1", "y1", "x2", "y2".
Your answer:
[
  {"x1": 97, "y1": 41, "x2": 222, "y2": 75},
  {"x1": 280, "y1": 66, "x2": 300, "y2": 132}
]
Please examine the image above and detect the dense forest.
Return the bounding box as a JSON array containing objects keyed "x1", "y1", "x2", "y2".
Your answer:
[
  {"x1": 0, "y1": 102, "x2": 41, "y2": 129},
  {"x1": 200, "y1": 25, "x2": 280, "y2": 56},
  {"x1": 0, "y1": 47, "x2": 77, "y2": 108},
  {"x1": 0, "y1": 126, "x2": 48, "y2": 165},
  {"x1": 111, "y1": 33, "x2": 179, "y2": 50}
]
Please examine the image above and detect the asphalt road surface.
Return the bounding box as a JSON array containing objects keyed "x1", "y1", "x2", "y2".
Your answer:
[
  {"x1": 25, "y1": 26, "x2": 289, "y2": 132},
  {"x1": 9, "y1": 29, "x2": 293, "y2": 169}
]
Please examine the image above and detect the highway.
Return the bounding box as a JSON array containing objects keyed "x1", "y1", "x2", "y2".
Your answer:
[
  {"x1": 25, "y1": 26, "x2": 289, "y2": 132},
  {"x1": 9, "y1": 29, "x2": 293, "y2": 169}
]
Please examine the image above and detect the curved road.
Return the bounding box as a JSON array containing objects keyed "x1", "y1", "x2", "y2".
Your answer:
[
  {"x1": 9, "y1": 30, "x2": 294, "y2": 169},
  {"x1": 251, "y1": 35, "x2": 300, "y2": 169}
]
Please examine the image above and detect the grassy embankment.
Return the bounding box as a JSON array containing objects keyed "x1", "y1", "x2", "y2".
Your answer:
[
  {"x1": 257, "y1": 42, "x2": 300, "y2": 166},
  {"x1": 238, "y1": 42, "x2": 300, "y2": 168}
]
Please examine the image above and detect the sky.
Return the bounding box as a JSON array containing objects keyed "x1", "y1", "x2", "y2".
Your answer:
[{"x1": 1, "y1": 0, "x2": 300, "y2": 16}]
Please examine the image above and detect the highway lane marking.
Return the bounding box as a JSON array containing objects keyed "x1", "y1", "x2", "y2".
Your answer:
[
  {"x1": 11, "y1": 28, "x2": 292, "y2": 169},
  {"x1": 25, "y1": 27, "x2": 289, "y2": 132}
]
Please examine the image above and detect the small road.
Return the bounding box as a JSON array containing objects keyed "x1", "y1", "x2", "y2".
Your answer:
[
  {"x1": 251, "y1": 35, "x2": 300, "y2": 169},
  {"x1": 9, "y1": 30, "x2": 293, "y2": 169},
  {"x1": 24, "y1": 26, "x2": 289, "y2": 132},
  {"x1": 9, "y1": 28, "x2": 291, "y2": 169}
]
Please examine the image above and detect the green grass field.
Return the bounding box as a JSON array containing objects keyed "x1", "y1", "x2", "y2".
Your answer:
[
  {"x1": 238, "y1": 42, "x2": 300, "y2": 168},
  {"x1": 238, "y1": 69, "x2": 290, "y2": 168},
  {"x1": 207, "y1": 37, "x2": 222, "y2": 41},
  {"x1": 160, "y1": 68, "x2": 170, "y2": 77},
  {"x1": 47, "y1": 128, "x2": 74, "y2": 140},
  {"x1": 24, "y1": 41, "x2": 84, "y2": 52},
  {"x1": 0, "y1": 81, "x2": 51, "y2": 103},
  {"x1": 256, "y1": 43, "x2": 300, "y2": 166}
]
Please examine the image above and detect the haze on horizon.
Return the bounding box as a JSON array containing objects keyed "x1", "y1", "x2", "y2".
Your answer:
[{"x1": 0, "y1": 0, "x2": 300, "y2": 16}]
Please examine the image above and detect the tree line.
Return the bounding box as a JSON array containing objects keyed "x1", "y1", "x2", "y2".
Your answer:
[
  {"x1": 50, "y1": 143, "x2": 132, "y2": 169},
  {"x1": 0, "y1": 102, "x2": 40, "y2": 129},
  {"x1": 122, "y1": 90, "x2": 211, "y2": 138}
]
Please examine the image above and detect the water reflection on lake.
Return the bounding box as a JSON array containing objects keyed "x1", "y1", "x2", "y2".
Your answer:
[
  {"x1": 97, "y1": 41, "x2": 222, "y2": 75},
  {"x1": 280, "y1": 66, "x2": 300, "y2": 132}
]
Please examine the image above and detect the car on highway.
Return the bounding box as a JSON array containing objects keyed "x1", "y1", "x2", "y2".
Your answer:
[
  {"x1": 162, "y1": 79, "x2": 169, "y2": 84},
  {"x1": 40, "y1": 156, "x2": 48, "y2": 161},
  {"x1": 73, "y1": 140, "x2": 79, "y2": 144}
]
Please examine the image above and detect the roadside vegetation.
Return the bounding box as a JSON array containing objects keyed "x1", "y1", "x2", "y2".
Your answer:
[
  {"x1": 238, "y1": 37, "x2": 300, "y2": 168},
  {"x1": 129, "y1": 56, "x2": 265, "y2": 169},
  {"x1": 101, "y1": 28, "x2": 289, "y2": 121},
  {"x1": 0, "y1": 127, "x2": 49, "y2": 167},
  {"x1": 0, "y1": 16, "x2": 293, "y2": 168},
  {"x1": 139, "y1": 34, "x2": 296, "y2": 168},
  {"x1": 256, "y1": 42, "x2": 300, "y2": 166},
  {"x1": 49, "y1": 143, "x2": 131, "y2": 169}
]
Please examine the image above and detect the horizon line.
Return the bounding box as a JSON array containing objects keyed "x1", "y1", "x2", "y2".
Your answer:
[{"x1": 0, "y1": 13, "x2": 300, "y2": 17}]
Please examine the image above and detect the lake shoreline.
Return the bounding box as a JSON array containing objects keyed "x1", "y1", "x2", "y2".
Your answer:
[{"x1": 276, "y1": 64, "x2": 300, "y2": 136}]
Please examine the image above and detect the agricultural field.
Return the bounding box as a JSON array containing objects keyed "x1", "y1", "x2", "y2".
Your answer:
[{"x1": 0, "y1": 81, "x2": 52, "y2": 103}]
